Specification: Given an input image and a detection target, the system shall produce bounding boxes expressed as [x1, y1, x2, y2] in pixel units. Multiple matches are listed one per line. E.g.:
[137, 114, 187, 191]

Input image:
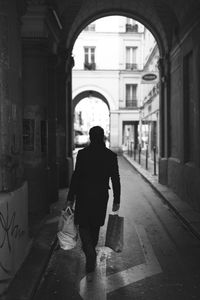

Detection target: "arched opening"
[73, 91, 110, 148]
[72, 15, 160, 174]
[73, 90, 110, 110]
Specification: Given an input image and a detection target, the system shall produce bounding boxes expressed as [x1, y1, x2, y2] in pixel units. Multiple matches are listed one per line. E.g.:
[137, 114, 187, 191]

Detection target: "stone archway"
[59, 0, 199, 204]
[72, 89, 111, 147]
[62, 1, 170, 157]
[62, 0, 179, 56]
[73, 90, 110, 111]
[70, 12, 163, 154]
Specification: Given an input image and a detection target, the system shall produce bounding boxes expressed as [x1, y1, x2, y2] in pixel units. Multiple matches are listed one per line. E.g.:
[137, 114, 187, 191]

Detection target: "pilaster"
[158, 54, 171, 185]
[21, 1, 61, 211]
[0, 0, 24, 192]
[56, 47, 74, 187]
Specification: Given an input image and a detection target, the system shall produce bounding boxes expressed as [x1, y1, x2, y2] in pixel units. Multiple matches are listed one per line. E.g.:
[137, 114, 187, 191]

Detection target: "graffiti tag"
[0, 202, 25, 252]
[0, 202, 25, 275]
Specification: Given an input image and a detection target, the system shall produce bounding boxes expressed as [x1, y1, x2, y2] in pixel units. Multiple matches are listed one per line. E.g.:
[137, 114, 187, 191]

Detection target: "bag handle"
[65, 206, 73, 215]
[112, 210, 119, 215]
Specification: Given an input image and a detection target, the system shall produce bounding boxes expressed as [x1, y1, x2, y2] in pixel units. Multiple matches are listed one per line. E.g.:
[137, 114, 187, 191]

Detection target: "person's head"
[89, 126, 105, 145]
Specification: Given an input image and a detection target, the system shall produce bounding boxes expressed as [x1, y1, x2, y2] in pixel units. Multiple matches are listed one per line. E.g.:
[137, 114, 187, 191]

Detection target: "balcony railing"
[84, 62, 96, 70]
[125, 99, 138, 108]
[126, 63, 138, 70]
[84, 24, 96, 31]
[126, 24, 138, 32]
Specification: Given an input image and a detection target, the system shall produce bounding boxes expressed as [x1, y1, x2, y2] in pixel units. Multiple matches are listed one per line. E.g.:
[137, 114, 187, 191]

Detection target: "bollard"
[153, 146, 157, 175]
[130, 142, 133, 157]
[138, 145, 141, 164]
[134, 146, 136, 161]
[146, 146, 148, 170]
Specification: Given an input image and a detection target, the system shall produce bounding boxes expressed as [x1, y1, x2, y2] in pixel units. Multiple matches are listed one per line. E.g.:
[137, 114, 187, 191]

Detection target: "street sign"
[142, 73, 157, 81]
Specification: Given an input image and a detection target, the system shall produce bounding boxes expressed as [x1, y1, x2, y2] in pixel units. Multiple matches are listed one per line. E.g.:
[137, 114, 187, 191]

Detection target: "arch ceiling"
[52, 0, 200, 55]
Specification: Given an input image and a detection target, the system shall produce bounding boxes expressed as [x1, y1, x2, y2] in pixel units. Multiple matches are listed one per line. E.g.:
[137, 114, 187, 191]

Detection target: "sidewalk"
[126, 148, 159, 176]
[5, 155, 200, 300]
[123, 152, 200, 240]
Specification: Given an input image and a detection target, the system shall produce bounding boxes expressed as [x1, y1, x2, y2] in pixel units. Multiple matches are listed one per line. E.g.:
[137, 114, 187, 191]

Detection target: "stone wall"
[0, 0, 24, 192]
[168, 21, 200, 211]
[0, 182, 30, 295]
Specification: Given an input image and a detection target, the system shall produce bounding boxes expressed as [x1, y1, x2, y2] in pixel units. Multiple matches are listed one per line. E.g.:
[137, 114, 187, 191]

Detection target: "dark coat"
[67, 143, 121, 226]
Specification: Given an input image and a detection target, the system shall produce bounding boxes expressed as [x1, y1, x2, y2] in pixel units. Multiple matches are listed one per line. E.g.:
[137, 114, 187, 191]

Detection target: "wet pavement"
[31, 157, 200, 300]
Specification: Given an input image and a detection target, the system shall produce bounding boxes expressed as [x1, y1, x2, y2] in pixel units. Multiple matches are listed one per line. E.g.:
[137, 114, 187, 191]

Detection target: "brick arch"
[63, 0, 174, 56]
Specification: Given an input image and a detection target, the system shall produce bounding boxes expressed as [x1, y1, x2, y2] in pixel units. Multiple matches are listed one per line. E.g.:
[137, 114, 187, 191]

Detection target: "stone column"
[0, 0, 24, 192]
[54, 46, 68, 188]
[22, 40, 49, 212]
[158, 55, 170, 184]
[63, 51, 74, 187]
[21, 0, 64, 212]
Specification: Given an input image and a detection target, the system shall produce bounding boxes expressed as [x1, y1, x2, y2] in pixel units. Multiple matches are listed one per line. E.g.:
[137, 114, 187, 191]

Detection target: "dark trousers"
[79, 222, 100, 271]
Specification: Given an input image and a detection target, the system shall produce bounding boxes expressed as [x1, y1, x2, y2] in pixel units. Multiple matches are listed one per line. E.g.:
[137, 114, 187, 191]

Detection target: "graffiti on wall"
[0, 202, 25, 275]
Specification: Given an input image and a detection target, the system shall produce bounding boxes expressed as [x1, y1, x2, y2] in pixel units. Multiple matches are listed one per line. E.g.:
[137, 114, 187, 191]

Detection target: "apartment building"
[72, 16, 151, 152]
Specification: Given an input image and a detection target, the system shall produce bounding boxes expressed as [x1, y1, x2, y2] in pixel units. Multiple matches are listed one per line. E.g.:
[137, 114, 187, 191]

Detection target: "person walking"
[66, 126, 121, 273]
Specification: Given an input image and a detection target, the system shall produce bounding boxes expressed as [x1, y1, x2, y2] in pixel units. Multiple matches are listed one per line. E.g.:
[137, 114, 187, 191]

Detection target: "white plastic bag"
[57, 207, 78, 250]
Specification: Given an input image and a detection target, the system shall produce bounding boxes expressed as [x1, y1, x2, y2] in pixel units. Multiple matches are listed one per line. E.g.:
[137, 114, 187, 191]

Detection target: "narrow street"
[34, 157, 200, 300]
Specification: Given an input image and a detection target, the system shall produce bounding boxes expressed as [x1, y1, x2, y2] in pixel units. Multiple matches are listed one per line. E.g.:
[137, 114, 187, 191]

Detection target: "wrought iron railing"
[126, 63, 138, 70]
[84, 62, 96, 70]
[125, 99, 138, 108]
[125, 24, 138, 32]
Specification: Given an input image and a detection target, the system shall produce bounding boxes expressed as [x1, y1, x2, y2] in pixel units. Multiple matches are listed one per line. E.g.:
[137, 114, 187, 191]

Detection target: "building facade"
[140, 28, 160, 158]
[72, 16, 149, 152]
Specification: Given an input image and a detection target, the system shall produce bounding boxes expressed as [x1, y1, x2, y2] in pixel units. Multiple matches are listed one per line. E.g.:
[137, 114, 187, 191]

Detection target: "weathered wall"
[22, 39, 53, 212]
[21, 3, 68, 212]
[0, 1, 30, 295]
[168, 21, 200, 210]
[0, 0, 24, 192]
[0, 182, 29, 295]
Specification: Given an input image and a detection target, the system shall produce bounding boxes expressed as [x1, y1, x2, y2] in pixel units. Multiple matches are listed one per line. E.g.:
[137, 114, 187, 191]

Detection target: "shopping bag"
[105, 213, 124, 252]
[57, 207, 78, 250]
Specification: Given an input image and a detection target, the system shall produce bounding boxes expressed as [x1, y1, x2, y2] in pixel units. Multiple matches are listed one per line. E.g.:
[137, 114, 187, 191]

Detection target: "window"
[183, 51, 195, 162]
[126, 84, 137, 108]
[126, 18, 138, 32]
[84, 47, 96, 70]
[23, 119, 35, 151]
[126, 47, 137, 70]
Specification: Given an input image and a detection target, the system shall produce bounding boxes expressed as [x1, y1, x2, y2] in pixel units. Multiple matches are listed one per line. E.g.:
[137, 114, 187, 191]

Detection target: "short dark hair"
[89, 126, 104, 143]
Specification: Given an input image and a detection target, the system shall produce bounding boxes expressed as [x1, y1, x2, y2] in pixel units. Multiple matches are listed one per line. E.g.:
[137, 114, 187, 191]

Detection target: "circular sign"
[142, 73, 157, 81]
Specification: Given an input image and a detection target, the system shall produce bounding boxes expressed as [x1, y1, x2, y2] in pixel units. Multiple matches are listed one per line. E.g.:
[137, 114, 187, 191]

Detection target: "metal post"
[153, 146, 157, 175]
[134, 145, 136, 161]
[139, 145, 141, 164]
[146, 146, 148, 170]
[128, 141, 130, 156]
[130, 141, 133, 157]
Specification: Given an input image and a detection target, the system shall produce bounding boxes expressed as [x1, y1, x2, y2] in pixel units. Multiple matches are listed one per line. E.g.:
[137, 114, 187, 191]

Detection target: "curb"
[123, 154, 200, 241]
